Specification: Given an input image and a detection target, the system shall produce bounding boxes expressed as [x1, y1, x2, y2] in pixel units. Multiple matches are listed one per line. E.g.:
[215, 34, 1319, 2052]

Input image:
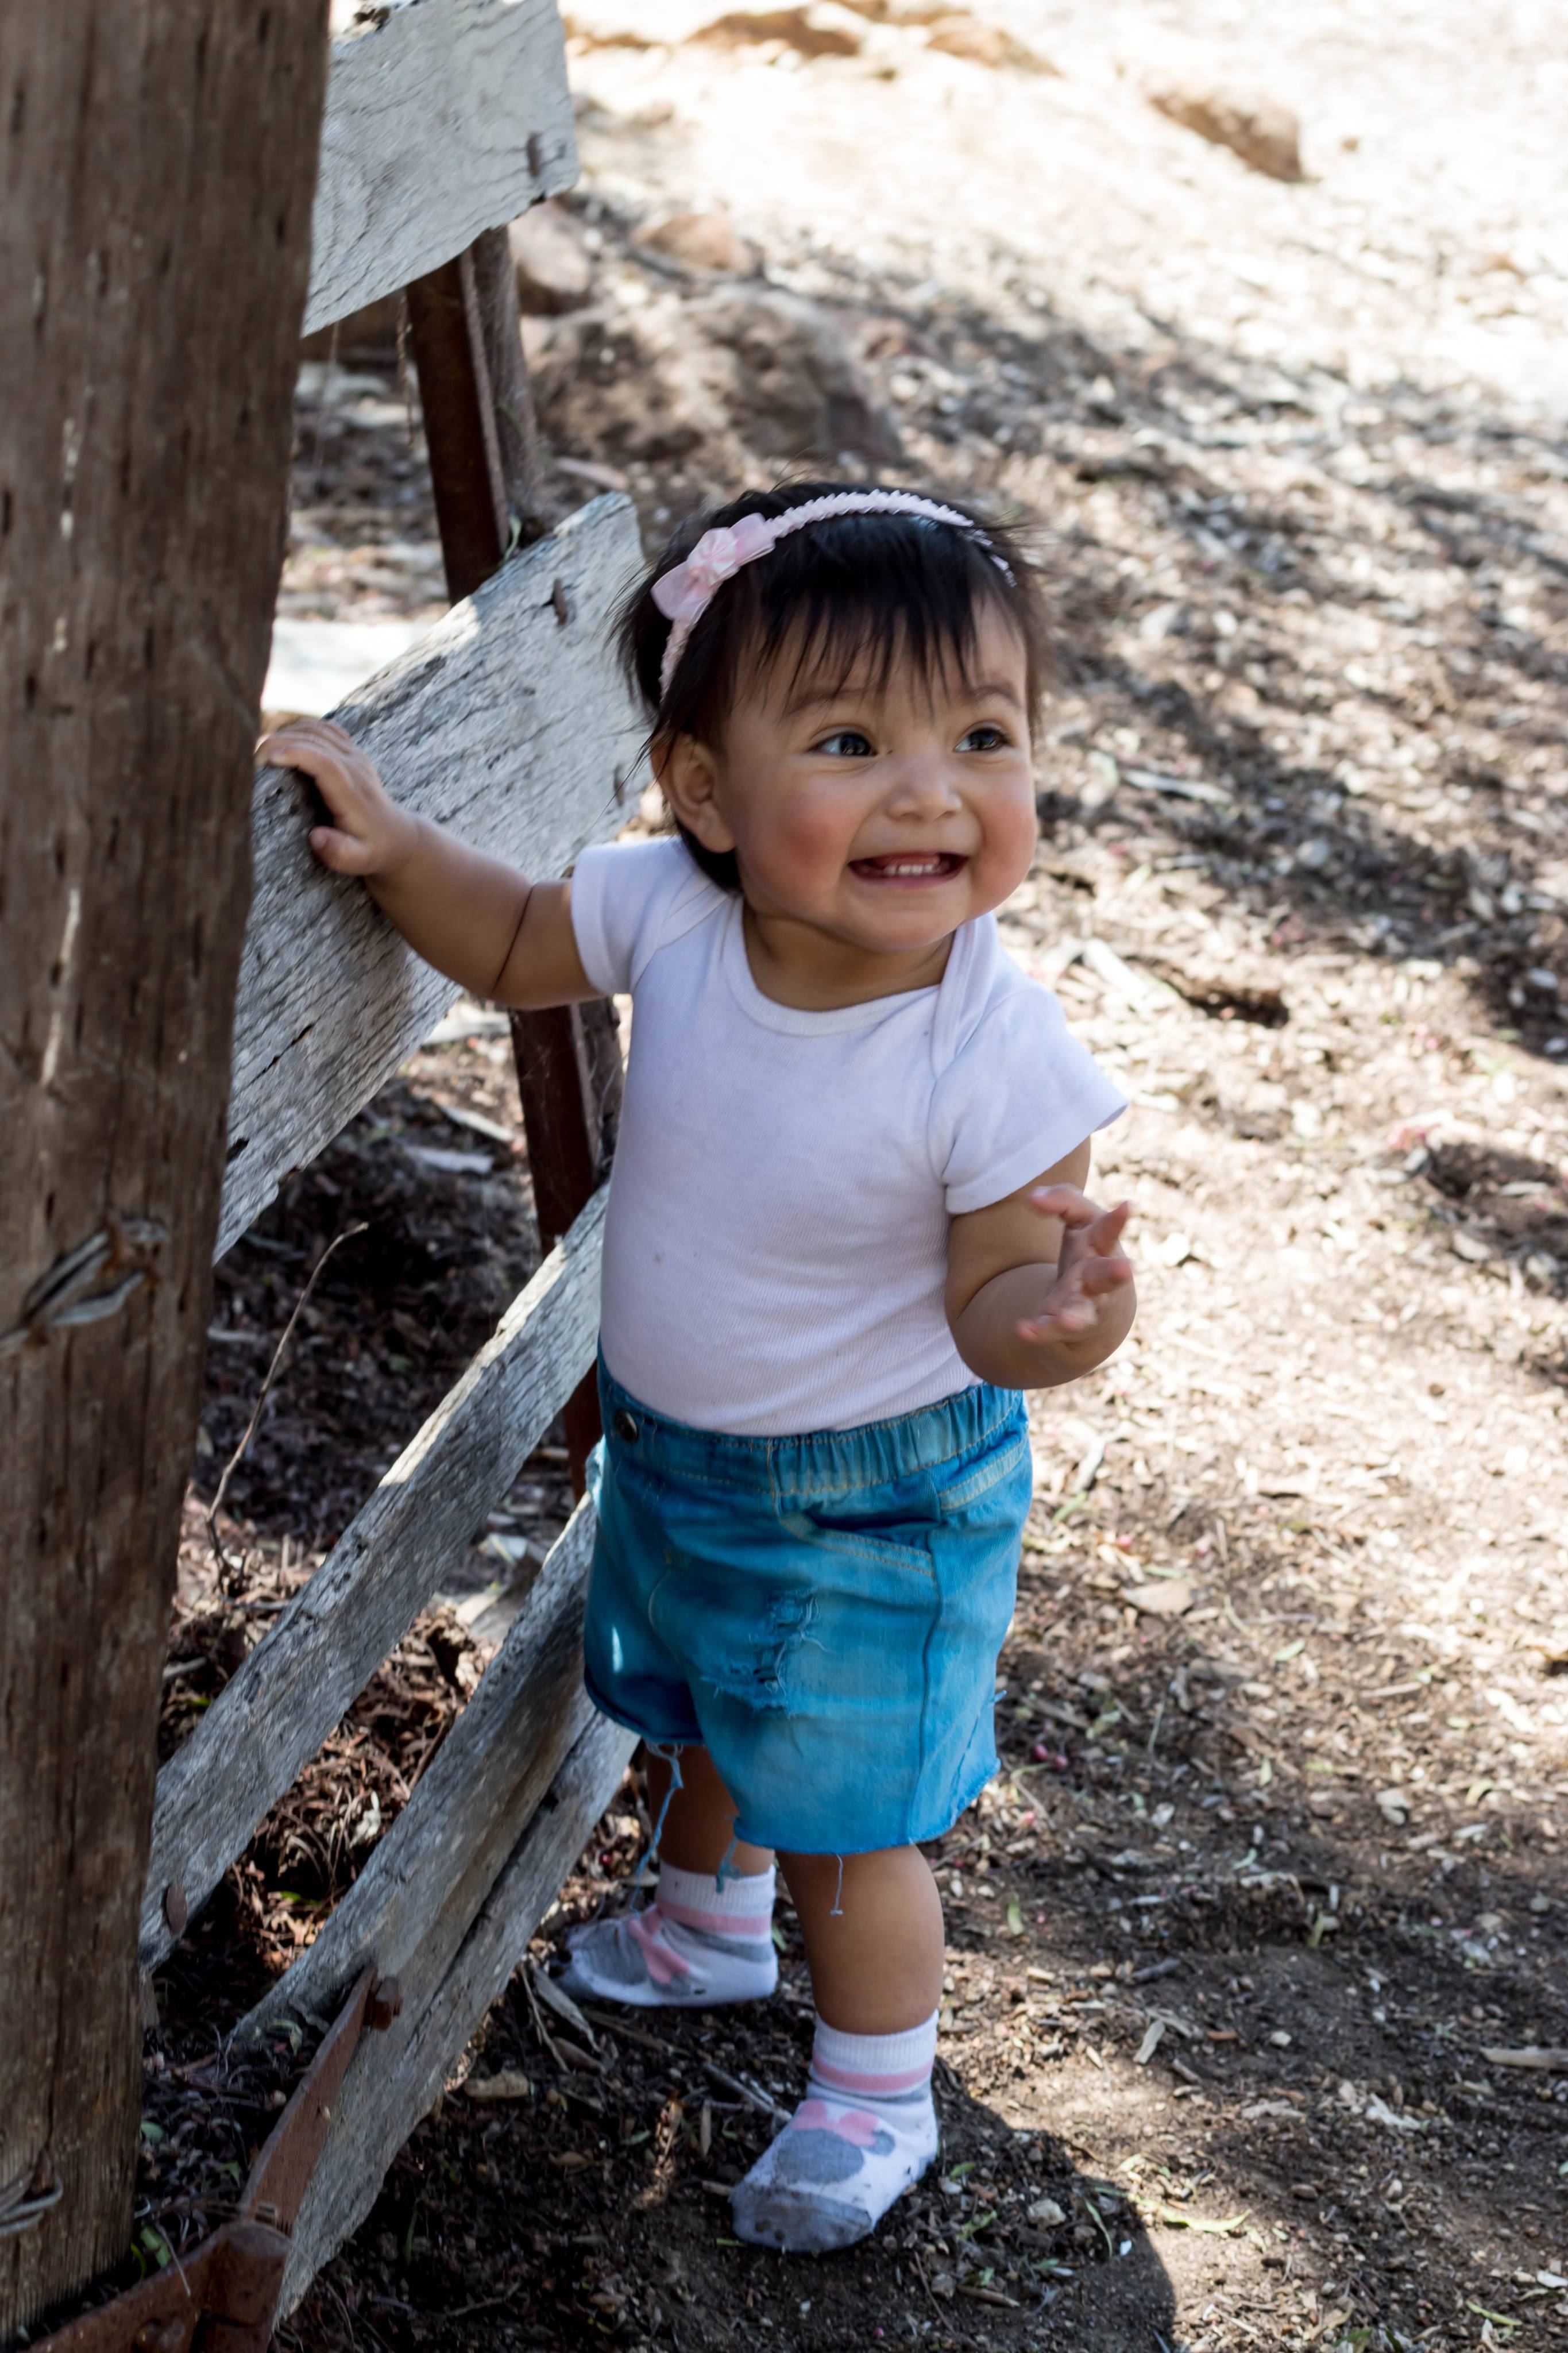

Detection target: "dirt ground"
[136, 5, 1568, 2350]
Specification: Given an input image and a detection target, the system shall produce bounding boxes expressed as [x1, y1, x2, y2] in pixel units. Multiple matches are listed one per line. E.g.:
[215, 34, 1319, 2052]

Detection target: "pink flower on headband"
[652, 516, 776, 627]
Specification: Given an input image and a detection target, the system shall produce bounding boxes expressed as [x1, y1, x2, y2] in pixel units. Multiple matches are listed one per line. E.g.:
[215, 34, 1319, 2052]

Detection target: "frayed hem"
[733, 1763, 999, 1864]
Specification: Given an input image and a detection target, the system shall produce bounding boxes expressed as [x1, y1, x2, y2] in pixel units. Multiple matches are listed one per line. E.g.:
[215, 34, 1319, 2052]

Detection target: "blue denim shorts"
[583, 1361, 1033, 1857]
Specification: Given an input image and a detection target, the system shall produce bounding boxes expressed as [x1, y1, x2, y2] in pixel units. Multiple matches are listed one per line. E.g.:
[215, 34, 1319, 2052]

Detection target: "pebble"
[1145, 76, 1304, 181]
[510, 203, 594, 314]
[634, 209, 756, 275]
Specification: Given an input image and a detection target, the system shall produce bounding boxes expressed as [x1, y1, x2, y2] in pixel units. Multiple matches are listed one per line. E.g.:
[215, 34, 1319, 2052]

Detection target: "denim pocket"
[782, 1509, 936, 1582]
[937, 1428, 1032, 1518]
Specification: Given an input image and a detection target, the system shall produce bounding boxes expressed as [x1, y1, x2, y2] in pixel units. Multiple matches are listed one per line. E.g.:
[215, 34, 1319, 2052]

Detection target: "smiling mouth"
[849, 852, 967, 882]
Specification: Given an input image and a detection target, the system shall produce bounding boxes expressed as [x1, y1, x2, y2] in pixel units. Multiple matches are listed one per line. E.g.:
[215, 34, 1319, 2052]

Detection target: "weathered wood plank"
[304, 0, 578, 337]
[279, 1708, 635, 2310]
[222, 494, 642, 1256]
[245, 1503, 597, 2037]
[140, 1189, 607, 1972]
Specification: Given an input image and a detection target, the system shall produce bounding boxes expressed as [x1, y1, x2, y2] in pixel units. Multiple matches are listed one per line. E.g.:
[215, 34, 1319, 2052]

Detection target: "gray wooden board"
[278, 1708, 636, 2312]
[222, 493, 643, 1259]
[243, 1501, 597, 2037]
[138, 1188, 607, 1972]
[304, 0, 578, 336]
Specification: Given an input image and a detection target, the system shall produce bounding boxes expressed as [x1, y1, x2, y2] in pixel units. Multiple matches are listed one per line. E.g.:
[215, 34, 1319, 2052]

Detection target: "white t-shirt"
[571, 838, 1126, 1437]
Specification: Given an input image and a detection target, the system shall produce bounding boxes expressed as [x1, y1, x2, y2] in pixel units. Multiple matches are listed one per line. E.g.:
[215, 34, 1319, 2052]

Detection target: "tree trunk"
[0, 4, 329, 2331]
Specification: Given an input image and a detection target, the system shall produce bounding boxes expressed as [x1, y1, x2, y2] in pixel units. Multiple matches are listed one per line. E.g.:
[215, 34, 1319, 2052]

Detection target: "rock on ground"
[924, 13, 1057, 73]
[531, 286, 902, 479]
[634, 208, 756, 275]
[843, 0, 951, 20]
[693, 3, 868, 55]
[509, 202, 595, 315]
[1145, 76, 1304, 180]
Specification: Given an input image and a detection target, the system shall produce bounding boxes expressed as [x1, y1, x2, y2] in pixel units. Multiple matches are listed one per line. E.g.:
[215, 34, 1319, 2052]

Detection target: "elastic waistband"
[596, 1356, 1025, 1502]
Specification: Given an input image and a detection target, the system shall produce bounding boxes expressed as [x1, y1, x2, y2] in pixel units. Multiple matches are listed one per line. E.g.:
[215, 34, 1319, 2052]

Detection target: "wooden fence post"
[0, 3, 330, 2331]
[405, 226, 622, 1491]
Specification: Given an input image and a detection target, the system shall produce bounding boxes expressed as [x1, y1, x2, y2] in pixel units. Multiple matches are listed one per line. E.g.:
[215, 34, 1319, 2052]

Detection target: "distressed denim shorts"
[583, 1361, 1033, 1857]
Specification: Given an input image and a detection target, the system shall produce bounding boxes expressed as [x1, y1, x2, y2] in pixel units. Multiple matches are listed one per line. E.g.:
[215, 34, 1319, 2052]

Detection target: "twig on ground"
[573, 2001, 791, 2120]
[207, 1221, 367, 1583]
[578, 2004, 671, 2058]
[911, 2250, 943, 2314]
[519, 1963, 567, 2073]
[703, 2061, 790, 2124]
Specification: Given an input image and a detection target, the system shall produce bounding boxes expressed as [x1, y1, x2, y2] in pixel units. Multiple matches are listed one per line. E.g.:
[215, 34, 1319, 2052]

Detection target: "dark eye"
[816, 728, 875, 757]
[959, 722, 1010, 752]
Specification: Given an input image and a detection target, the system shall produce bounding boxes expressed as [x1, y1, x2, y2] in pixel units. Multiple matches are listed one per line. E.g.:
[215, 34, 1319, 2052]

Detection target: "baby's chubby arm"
[944, 1140, 1135, 1390]
[259, 717, 596, 1010]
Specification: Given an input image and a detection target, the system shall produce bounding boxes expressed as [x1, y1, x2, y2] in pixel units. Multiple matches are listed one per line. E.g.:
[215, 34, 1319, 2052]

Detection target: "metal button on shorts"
[613, 1407, 640, 1442]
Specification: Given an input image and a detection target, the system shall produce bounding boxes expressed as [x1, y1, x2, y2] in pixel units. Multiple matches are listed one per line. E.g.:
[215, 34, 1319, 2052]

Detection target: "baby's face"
[685, 605, 1037, 960]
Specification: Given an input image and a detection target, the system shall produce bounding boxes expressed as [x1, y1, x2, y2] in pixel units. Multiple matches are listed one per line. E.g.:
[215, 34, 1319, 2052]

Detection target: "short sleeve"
[569, 837, 720, 996]
[932, 982, 1128, 1216]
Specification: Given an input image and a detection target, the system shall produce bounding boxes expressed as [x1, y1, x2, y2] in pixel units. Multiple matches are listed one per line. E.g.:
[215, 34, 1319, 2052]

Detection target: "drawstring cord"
[632, 1741, 686, 1891]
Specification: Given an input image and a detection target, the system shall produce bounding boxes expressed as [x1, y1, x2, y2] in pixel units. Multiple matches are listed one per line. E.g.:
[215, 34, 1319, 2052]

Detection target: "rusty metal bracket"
[29, 2222, 289, 2353]
[30, 1968, 394, 2352]
[241, 1963, 385, 2235]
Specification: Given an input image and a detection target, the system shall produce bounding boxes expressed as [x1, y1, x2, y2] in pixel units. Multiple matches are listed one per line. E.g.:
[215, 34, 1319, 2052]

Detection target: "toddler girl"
[263, 480, 1134, 2256]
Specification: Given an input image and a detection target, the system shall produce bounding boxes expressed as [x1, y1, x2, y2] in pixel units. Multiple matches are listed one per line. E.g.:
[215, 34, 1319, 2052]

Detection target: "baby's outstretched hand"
[258, 717, 419, 879]
[1015, 1187, 1133, 1348]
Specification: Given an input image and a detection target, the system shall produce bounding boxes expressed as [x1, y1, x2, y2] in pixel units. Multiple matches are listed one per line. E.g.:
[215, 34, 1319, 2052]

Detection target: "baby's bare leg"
[780, 1846, 944, 2032]
[732, 1845, 944, 2252]
[646, 1743, 774, 1877]
[559, 1745, 775, 2009]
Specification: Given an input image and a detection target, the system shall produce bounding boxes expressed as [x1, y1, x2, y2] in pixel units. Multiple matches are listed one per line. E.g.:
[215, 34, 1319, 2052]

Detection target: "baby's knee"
[779, 1845, 929, 1911]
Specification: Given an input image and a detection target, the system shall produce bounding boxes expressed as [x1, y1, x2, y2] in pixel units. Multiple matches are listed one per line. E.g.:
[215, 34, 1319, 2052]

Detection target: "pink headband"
[650, 489, 1016, 697]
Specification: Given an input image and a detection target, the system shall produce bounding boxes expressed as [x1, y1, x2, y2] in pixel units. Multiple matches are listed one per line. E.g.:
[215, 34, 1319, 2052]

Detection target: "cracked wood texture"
[279, 1708, 636, 2313]
[0, 3, 329, 2329]
[219, 493, 642, 1257]
[303, 0, 578, 337]
[140, 1189, 608, 1973]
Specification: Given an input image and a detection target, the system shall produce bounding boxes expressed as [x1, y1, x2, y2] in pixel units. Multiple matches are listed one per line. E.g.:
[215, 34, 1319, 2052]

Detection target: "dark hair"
[617, 479, 1051, 891]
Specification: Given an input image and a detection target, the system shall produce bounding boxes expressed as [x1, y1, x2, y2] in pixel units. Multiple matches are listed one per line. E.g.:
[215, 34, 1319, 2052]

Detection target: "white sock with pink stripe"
[732, 2009, 940, 2252]
[559, 1860, 778, 2009]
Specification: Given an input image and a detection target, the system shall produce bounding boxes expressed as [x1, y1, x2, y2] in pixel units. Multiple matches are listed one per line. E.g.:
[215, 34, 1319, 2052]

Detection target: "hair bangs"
[753, 520, 1013, 718]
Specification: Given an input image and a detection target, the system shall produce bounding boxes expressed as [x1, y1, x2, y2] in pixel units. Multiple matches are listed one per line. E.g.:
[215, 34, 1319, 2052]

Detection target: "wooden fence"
[142, 0, 640, 2316]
